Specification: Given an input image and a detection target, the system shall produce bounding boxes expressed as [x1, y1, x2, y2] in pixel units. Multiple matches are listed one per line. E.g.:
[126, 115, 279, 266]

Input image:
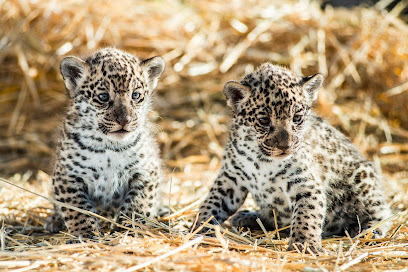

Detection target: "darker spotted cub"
[45, 48, 165, 238]
[197, 63, 391, 252]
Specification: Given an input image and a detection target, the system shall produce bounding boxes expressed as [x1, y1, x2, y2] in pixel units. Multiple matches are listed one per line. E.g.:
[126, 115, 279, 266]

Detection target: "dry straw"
[1, 0, 408, 271]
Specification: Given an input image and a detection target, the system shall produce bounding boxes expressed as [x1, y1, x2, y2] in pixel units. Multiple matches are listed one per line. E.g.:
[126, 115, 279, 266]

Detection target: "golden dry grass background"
[1, 0, 408, 271]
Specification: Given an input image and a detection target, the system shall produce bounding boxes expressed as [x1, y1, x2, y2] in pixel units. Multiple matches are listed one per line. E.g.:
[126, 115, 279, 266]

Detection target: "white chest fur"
[88, 150, 132, 196]
[59, 130, 147, 209]
[231, 133, 294, 210]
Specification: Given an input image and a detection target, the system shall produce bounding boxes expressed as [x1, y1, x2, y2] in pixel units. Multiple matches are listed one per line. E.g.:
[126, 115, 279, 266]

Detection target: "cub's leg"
[197, 169, 248, 230]
[50, 176, 100, 238]
[115, 172, 160, 225]
[349, 164, 392, 237]
[286, 176, 326, 253]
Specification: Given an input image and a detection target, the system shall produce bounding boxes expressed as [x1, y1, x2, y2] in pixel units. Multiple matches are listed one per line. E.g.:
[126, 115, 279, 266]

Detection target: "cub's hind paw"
[230, 210, 270, 230]
[44, 213, 66, 233]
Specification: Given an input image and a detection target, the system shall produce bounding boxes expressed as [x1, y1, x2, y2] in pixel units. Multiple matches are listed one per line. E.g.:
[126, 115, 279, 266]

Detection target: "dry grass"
[1, 0, 408, 271]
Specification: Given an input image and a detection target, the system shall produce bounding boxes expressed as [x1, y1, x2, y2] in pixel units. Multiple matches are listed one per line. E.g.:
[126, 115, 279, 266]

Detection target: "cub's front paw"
[68, 229, 101, 241]
[157, 206, 170, 218]
[66, 233, 100, 244]
[287, 240, 323, 254]
[190, 221, 216, 236]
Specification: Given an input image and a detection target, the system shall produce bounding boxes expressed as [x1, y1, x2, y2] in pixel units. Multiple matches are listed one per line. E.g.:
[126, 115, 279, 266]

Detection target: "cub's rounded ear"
[141, 56, 165, 90]
[223, 81, 251, 113]
[60, 56, 88, 98]
[301, 73, 324, 102]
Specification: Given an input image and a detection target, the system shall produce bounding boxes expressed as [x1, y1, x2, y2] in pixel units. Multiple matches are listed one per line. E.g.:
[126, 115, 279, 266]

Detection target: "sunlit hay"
[1, 0, 408, 271]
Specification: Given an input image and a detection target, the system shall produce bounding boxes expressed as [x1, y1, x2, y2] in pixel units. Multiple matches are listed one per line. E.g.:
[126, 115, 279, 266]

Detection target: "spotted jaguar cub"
[197, 63, 391, 252]
[44, 48, 165, 238]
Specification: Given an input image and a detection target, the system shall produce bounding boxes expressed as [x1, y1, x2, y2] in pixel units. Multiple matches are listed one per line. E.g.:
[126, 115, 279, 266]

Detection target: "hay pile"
[1, 0, 408, 271]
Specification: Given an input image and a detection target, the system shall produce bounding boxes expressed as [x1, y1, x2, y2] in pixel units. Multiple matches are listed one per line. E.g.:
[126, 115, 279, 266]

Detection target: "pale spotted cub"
[45, 48, 165, 238]
[197, 63, 391, 252]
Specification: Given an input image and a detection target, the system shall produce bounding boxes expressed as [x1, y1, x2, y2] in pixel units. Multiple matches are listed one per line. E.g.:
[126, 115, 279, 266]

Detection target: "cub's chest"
[73, 150, 137, 205]
[233, 147, 296, 190]
[236, 152, 284, 183]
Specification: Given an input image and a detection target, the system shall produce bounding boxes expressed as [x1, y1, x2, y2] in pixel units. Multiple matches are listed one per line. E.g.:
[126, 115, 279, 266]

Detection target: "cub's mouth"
[259, 145, 293, 159]
[108, 128, 131, 139]
[274, 152, 291, 158]
[113, 128, 129, 134]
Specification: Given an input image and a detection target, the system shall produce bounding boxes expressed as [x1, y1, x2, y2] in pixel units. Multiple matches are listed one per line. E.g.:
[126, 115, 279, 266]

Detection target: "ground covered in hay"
[1, 0, 408, 271]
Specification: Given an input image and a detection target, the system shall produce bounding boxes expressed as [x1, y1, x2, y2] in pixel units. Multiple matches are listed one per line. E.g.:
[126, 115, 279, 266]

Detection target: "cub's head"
[60, 48, 164, 140]
[224, 63, 323, 158]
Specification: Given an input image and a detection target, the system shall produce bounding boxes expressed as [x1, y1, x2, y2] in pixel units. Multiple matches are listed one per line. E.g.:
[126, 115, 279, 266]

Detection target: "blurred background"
[0, 0, 407, 210]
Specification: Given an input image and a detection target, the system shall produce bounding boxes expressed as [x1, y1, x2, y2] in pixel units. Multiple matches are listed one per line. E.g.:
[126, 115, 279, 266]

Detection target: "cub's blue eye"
[293, 115, 303, 123]
[98, 93, 109, 102]
[132, 92, 141, 100]
[258, 117, 270, 126]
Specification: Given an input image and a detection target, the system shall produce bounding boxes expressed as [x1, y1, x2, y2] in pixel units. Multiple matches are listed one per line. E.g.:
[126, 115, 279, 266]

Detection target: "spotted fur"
[44, 48, 165, 238]
[197, 63, 391, 252]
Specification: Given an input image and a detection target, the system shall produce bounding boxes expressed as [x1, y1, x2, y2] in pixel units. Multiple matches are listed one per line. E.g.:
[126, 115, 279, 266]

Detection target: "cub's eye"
[132, 92, 141, 101]
[258, 117, 270, 126]
[293, 115, 303, 124]
[98, 93, 109, 102]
